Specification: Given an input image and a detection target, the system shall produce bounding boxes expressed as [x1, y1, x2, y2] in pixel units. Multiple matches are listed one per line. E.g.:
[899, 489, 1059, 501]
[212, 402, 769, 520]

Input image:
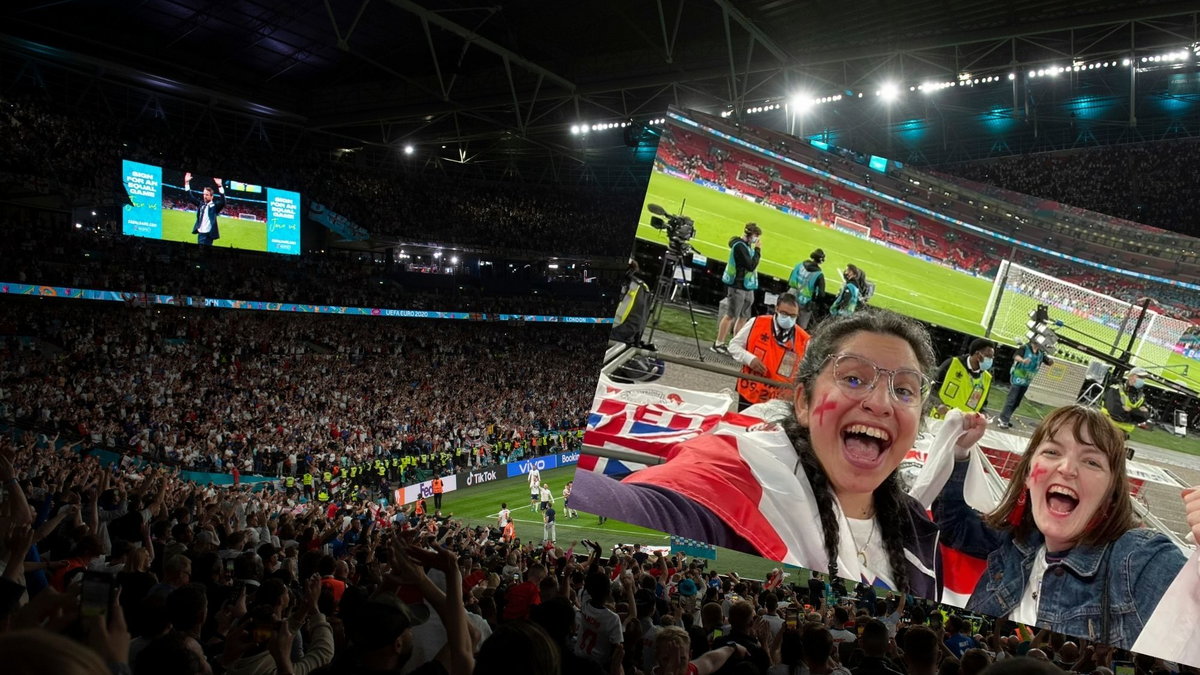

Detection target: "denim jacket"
[934, 460, 1186, 649]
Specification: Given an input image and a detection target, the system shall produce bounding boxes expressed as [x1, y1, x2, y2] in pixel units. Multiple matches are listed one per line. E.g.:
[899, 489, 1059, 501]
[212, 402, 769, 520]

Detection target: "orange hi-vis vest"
[736, 316, 810, 404]
[431, 478, 443, 494]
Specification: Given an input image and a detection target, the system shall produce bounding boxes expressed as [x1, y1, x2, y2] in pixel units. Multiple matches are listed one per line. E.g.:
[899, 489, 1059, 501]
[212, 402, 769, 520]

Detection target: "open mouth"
[841, 423, 893, 469]
[1045, 484, 1080, 516]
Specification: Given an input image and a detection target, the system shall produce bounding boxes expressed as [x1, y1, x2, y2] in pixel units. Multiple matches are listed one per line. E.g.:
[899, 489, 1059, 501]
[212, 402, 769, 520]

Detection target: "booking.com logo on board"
[505, 456, 558, 478]
[558, 452, 580, 465]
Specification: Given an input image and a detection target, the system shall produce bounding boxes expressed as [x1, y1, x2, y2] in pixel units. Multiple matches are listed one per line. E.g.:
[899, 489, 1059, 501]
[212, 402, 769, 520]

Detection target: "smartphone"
[224, 558, 236, 573]
[1112, 662, 1135, 675]
[81, 570, 115, 618]
[785, 609, 799, 630]
[251, 621, 276, 643]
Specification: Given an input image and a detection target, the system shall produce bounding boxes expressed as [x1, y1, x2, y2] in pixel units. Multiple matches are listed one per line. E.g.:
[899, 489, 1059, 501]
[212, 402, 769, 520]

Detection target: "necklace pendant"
[858, 551, 868, 566]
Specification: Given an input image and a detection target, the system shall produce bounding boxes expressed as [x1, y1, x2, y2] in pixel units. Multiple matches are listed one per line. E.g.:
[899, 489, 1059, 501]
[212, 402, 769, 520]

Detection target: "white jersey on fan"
[498, 507, 511, 527]
[575, 601, 623, 669]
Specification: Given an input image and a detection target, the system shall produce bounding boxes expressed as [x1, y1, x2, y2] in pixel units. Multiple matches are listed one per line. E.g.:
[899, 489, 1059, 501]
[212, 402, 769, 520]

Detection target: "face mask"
[1133, 378, 1145, 389]
[748, 235, 759, 245]
[980, 357, 993, 371]
[775, 314, 796, 331]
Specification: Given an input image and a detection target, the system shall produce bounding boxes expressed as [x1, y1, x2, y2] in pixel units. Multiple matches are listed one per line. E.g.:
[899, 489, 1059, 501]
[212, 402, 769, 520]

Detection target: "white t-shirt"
[640, 618, 661, 674]
[762, 613, 785, 640]
[880, 609, 902, 638]
[843, 514, 895, 591]
[576, 602, 623, 668]
[1010, 544, 1048, 626]
[829, 628, 857, 644]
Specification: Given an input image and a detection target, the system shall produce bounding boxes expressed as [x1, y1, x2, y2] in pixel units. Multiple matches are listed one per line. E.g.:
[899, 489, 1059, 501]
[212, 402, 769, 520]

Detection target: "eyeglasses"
[824, 354, 931, 407]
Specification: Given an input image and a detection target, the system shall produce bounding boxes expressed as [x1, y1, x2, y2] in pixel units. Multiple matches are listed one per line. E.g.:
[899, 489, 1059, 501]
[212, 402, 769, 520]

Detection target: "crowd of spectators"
[0, 298, 602, 480]
[0, 215, 614, 318]
[0, 93, 643, 257]
[1, 432, 1192, 675]
[940, 139, 1200, 239]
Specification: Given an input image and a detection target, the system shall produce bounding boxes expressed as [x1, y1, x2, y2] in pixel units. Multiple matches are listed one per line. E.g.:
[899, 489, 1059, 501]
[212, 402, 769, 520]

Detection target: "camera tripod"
[643, 247, 706, 361]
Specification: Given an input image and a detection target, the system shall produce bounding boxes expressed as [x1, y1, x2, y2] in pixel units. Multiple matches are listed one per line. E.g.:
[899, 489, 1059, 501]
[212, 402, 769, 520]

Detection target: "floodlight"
[879, 82, 900, 101]
[403, 144, 414, 155]
[790, 94, 814, 112]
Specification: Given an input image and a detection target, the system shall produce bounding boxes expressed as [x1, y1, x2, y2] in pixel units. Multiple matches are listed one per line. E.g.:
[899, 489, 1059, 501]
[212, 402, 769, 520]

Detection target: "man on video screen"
[184, 172, 225, 245]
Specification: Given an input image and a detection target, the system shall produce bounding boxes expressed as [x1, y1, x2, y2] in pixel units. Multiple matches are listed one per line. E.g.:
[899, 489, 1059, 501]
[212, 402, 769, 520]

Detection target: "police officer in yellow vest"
[284, 475, 295, 494]
[317, 488, 330, 502]
[302, 472, 314, 498]
[727, 293, 811, 410]
[1102, 367, 1152, 437]
[931, 338, 995, 419]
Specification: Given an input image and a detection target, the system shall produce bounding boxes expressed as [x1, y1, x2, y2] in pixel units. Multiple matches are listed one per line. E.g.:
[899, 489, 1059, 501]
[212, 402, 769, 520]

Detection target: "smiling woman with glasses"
[571, 308, 947, 599]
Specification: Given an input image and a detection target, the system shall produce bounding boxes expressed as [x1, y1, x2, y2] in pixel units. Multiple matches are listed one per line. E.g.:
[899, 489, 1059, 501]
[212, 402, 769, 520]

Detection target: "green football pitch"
[162, 208, 269, 252]
[437, 466, 800, 582]
[636, 172, 1200, 392]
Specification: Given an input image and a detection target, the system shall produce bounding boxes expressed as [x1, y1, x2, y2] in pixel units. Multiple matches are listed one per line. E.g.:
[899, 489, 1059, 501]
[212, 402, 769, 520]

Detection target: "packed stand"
[1, 441, 1191, 675]
[0, 93, 643, 258]
[940, 139, 1200, 239]
[0, 210, 614, 319]
[0, 298, 601, 484]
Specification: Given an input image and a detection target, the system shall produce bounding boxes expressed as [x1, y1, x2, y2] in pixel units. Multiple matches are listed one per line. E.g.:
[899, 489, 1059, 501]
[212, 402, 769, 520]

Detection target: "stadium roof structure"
[2, 0, 1200, 182]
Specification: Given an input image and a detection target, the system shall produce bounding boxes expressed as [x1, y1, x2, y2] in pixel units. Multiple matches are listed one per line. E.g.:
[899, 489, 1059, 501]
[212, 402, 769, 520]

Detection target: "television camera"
[647, 203, 695, 256]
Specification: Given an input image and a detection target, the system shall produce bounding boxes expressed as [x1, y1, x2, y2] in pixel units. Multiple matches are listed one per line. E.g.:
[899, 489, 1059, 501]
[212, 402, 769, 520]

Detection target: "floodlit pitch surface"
[436, 465, 791, 581]
[636, 171, 1200, 391]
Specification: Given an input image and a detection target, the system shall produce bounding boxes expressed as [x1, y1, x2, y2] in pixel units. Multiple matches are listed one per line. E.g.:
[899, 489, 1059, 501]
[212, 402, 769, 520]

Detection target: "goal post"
[833, 216, 870, 237]
[980, 261, 1190, 372]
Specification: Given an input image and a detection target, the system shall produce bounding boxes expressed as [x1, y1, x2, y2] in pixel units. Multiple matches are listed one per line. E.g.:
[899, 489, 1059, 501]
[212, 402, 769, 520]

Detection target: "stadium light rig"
[1026, 306, 1061, 353]
[572, 121, 635, 134]
[403, 144, 415, 155]
[877, 83, 900, 101]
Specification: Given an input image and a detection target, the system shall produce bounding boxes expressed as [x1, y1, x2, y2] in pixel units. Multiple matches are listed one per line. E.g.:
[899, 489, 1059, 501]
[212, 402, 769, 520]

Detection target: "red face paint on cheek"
[813, 393, 838, 427]
[1028, 463, 1049, 484]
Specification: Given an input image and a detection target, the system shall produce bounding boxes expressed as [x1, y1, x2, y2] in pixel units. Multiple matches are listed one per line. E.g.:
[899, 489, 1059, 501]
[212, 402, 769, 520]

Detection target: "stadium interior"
[2, 1, 1200, 674]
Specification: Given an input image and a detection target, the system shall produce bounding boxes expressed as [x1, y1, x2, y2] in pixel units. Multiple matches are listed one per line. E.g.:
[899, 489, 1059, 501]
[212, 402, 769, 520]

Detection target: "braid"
[872, 475, 913, 595]
[800, 450, 843, 580]
[785, 417, 842, 579]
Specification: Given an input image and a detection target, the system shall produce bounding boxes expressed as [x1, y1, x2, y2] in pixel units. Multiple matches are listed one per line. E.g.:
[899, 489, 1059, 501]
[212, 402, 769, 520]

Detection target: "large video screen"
[121, 160, 301, 255]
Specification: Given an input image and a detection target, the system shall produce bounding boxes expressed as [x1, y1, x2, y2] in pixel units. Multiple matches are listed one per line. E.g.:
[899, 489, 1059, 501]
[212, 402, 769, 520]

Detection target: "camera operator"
[712, 223, 762, 355]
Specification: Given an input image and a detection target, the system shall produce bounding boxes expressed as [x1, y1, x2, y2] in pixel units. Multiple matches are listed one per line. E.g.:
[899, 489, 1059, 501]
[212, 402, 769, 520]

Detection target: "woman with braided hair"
[571, 308, 943, 598]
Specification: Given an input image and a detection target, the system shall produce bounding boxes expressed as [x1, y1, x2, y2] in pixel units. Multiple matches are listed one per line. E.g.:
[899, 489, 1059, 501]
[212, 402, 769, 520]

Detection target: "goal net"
[982, 261, 1191, 369]
[833, 216, 870, 238]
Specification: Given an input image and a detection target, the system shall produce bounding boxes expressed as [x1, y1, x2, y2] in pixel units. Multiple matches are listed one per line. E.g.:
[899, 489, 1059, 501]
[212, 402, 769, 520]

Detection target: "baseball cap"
[1129, 368, 1149, 378]
[346, 594, 430, 650]
[677, 578, 698, 596]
